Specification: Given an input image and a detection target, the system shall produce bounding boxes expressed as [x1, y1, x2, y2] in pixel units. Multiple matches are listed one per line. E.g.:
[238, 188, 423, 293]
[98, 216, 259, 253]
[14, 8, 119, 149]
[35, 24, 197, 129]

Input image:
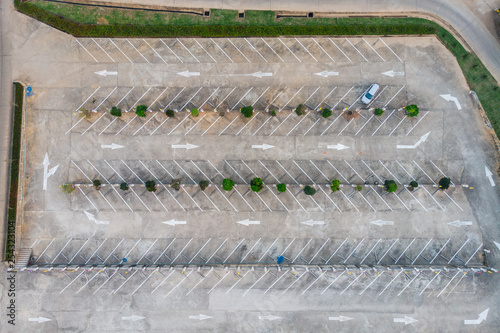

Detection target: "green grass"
[4, 83, 24, 261]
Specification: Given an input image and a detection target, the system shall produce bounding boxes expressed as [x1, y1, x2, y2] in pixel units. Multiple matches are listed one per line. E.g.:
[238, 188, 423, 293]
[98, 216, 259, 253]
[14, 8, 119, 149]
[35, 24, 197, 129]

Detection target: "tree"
[295, 104, 307, 116]
[145, 180, 156, 192]
[406, 104, 419, 117]
[409, 181, 418, 191]
[110, 106, 122, 117]
[120, 182, 129, 191]
[439, 177, 451, 190]
[60, 182, 75, 194]
[136, 105, 148, 117]
[374, 108, 384, 116]
[270, 110, 277, 117]
[304, 185, 316, 196]
[250, 177, 264, 192]
[356, 185, 363, 191]
[277, 183, 287, 192]
[330, 179, 340, 192]
[93, 179, 101, 190]
[241, 106, 253, 118]
[199, 180, 209, 191]
[321, 108, 332, 118]
[166, 109, 175, 118]
[190, 108, 199, 117]
[384, 180, 398, 193]
[222, 178, 234, 191]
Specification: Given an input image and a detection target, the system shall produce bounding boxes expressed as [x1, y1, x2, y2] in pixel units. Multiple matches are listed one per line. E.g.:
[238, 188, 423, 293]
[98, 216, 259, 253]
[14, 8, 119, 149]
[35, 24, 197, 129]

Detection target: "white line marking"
[227, 38, 251, 62]
[261, 38, 284, 62]
[245, 38, 267, 62]
[126, 39, 149, 63]
[329, 38, 351, 62]
[194, 39, 217, 63]
[210, 38, 233, 62]
[362, 37, 385, 61]
[312, 38, 335, 62]
[92, 38, 114, 62]
[76, 39, 99, 62]
[278, 38, 301, 62]
[295, 38, 317, 62]
[160, 39, 183, 63]
[143, 39, 166, 64]
[345, 38, 368, 62]
[379, 38, 402, 62]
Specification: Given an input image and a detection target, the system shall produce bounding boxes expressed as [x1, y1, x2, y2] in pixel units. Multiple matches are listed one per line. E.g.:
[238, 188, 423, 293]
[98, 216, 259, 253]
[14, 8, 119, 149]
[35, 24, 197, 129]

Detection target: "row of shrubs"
[61, 177, 452, 196]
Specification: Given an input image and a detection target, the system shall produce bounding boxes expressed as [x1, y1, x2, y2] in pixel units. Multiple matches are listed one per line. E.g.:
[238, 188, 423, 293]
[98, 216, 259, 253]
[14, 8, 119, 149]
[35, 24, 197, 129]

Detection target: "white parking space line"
[379, 38, 403, 62]
[115, 115, 137, 135]
[320, 112, 343, 136]
[304, 86, 321, 105]
[383, 86, 405, 108]
[345, 38, 368, 62]
[108, 39, 133, 63]
[236, 112, 259, 135]
[430, 160, 455, 186]
[388, 116, 407, 136]
[227, 38, 251, 62]
[269, 113, 293, 136]
[266, 185, 289, 212]
[282, 270, 307, 294]
[315, 87, 337, 110]
[321, 271, 345, 295]
[126, 39, 149, 63]
[128, 87, 153, 112]
[133, 113, 157, 135]
[185, 114, 207, 135]
[406, 111, 429, 136]
[232, 87, 254, 110]
[252, 117, 272, 136]
[362, 38, 385, 61]
[443, 191, 464, 211]
[210, 38, 234, 63]
[181, 87, 203, 111]
[176, 38, 199, 62]
[143, 39, 167, 64]
[92, 38, 115, 62]
[333, 86, 355, 109]
[295, 38, 318, 62]
[163, 87, 186, 110]
[338, 119, 354, 136]
[149, 117, 169, 136]
[312, 38, 335, 62]
[245, 38, 268, 62]
[194, 39, 217, 63]
[302, 271, 326, 295]
[160, 39, 183, 63]
[71, 160, 115, 212]
[265, 91, 283, 111]
[281, 86, 304, 111]
[372, 109, 396, 136]
[436, 270, 461, 298]
[329, 38, 351, 62]
[201, 116, 221, 135]
[77, 187, 99, 211]
[303, 118, 321, 136]
[377, 269, 403, 297]
[200, 88, 220, 110]
[164, 270, 194, 298]
[252, 87, 270, 106]
[412, 161, 436, 185]
[93, 87, 117, 111]
[286, 112, 309, 136]
[215, 87, 236, 110]
[355, 115, 374, 136]
[75, 86, 101, 112]
[149, 87, 169, 110]
[340, 270, 365, 294]
[397, 271, 420, 296]
[261, 38, 284, 62]
[278, 37, 302, 62]
[76, 39, 99, 62]
[359, 271, 384, 295]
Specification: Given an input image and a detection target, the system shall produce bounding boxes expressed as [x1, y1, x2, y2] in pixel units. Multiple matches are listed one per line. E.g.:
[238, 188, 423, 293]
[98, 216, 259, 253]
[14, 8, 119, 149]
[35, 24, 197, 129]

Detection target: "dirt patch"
[96, 17, 109, 25]
[342, 110, 361, 121]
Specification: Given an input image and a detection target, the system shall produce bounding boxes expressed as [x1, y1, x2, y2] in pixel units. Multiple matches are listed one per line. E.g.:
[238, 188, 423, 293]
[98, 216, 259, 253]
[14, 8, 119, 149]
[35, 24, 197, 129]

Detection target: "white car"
[361, 83, 380, 104]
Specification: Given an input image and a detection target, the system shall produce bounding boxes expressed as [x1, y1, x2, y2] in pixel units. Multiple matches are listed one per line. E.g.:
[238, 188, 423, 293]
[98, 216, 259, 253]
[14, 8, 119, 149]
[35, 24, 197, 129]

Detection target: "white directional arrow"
[84, 210, 109, 225]
[440, 94, 462, 110]
[237, 219, 260, 226]
[485, 166, 496, 186]
[122, 315, 146, 321]
[259, 315, 282, 321]
[177, 71, 200, 77]
[370, 220, 394, 226]
[314, 70, 339, 77]
[43, 153, 59, 191]
[252, 144, 274, 150]
[101, 143, 124, 150]
[189, 314, 213, 321]
[382, 70, 405, 77]
[447, 220, 473, 228]
[162, 219, 187, 226]
[464, 308, 489, 325]
[171, 143, 199, 150]
[94, 70, 118, 77]
[394, 316, 418, 325]
[397, 131, 431, 149]
[494, 241, 500, 251]
[329, 316, 353, 322]
[29, 317, 52, 323]
[325, 144, 350, 151]
[301, 220, 325, 226]
[224, 71, 273, 78]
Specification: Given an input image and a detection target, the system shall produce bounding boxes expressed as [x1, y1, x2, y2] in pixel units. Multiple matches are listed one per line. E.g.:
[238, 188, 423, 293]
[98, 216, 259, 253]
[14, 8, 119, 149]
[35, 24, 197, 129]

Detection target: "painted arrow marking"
[189, 314, 213, 321]
[329, 316, 353, 322]
[223, 71, 273, 78]
[101, 143, 124, 150]
[171, 143, 199, 150]
[314, 71, 339, 77]
[162, 219, 187, 226]
[43, 153, 59, 191]
[301, 220, 325, 226]
[464, 308, 489, 325]
[440, 94, 462, 110]
[237, 219, 260, 226]
[382, 70, 405, 77]
[177, 71, 200, 77]
[447, 220, 473, 228]
[94, 70, 117, 77]
[393, 316, 418, 325]
[84, 210, 109, 225]
[397, 131, 431, 149]
[370, 220, 394, 226]
[485, 166, 496, 186]
[252, 144, 274, 150]
[325, 144, 350, 151]
[29, 317, 52, 323]
[122, 315, 146, 321]
[259, 315, 282, 321]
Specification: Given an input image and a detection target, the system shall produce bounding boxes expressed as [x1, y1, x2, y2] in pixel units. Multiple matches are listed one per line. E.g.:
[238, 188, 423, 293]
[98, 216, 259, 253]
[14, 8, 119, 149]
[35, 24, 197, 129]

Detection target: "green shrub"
[110, 106, 122, 117]
[277, 183, 287, 192]
[321, 108, 332, 118]
[295, 104, 307, 116]
[439, 177, 451, 190]
[93, 179, 101, 189]
[171, 178, 182, 191]
[303, 185, 316, 195]
[79, 107, 90, 119]
[190, 108, 199, 117]
[384, 180, 398, 193]
[356, 185, 363, 191]
[241, 106, 254, 118]
[250, 177, 264, 192]
[120, 182, 129, 191]
[222, 178, 234, 191]
[270, 110, 277, 117]
[199, 180, 209, 191]
[409, 180, 418, 190]
[166, 109, 175, 117]
[60, 182, 75, 194]
[374, 108, 384, 116]
[136, 104, 147, 117]
[330, 179, 340, 192]
[405, 104, 419, 117]
[145, 180, 156, 192]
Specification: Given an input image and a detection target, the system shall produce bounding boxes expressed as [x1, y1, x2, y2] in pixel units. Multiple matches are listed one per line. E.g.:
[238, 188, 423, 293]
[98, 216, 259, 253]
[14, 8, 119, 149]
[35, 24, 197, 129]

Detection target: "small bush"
[356, 185, 363, 191]
[330, 179, 340, 192]
[136, 105, 148, 117]
[295, 104, 307, 116]
[60, 182, 75, 194]
[277, 183, 287, 192]
[321, 108, 332, 118]
[270, 110, 277, 117]
[409, 181, 418, 190]
[145, 180, 156, 192]
[190, 108, 199, 117]
[171, 178, 182, 191]
[120, 182, 129, 191]
[166, 109, 175, 118]
[222, 178, 234, 191]
[384, 180, 398, 193]
[110, 106, 122, 117]
[303, 185, 316, 196]
[241, 106, 254, 118]
[406, 104, 419, 117]
[93, 179, 101, 190]
[439, 177, 451, 190]
[199, 180, 209, 191]
[374, 108, 384, 116]
[250, 177, 264, 192]
[79, 107, 90, 119]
